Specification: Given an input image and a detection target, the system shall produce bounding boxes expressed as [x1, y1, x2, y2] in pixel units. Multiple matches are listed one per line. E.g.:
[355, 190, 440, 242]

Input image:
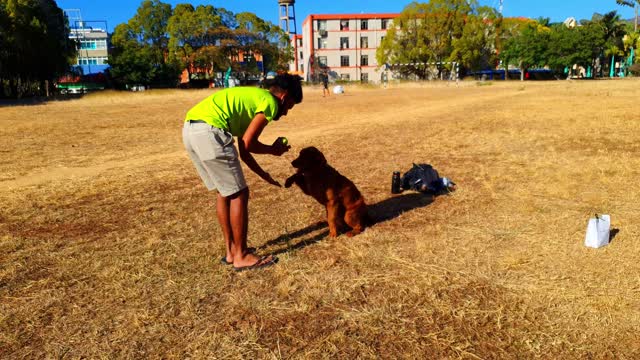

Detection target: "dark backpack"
[402, 163, 444, 193]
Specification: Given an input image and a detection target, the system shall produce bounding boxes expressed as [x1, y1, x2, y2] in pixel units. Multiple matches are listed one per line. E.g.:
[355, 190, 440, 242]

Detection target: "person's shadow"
[259, 192, 443, 256]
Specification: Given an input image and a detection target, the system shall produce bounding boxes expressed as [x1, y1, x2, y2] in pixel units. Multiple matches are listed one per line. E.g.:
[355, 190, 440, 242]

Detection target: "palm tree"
[605, 44, 624, 77]
[616, 0, 639, 31]
[623, 31, 640, 50]
[622, 32, 639, 73]
[600, 11, 627, 42]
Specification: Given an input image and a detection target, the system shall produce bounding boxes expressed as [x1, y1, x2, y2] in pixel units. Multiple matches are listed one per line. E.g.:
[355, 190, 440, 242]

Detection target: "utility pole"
[633, 0, 638, 32]
[499, 0, 507, 81]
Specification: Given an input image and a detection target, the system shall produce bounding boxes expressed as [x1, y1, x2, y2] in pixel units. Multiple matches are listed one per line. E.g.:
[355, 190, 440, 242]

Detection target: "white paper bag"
[584, 214, 610, 248]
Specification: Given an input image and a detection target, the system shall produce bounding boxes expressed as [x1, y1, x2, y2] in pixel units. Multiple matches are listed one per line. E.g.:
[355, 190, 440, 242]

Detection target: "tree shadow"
[261, 191, 445, 256]
[0, 94, 84, 107]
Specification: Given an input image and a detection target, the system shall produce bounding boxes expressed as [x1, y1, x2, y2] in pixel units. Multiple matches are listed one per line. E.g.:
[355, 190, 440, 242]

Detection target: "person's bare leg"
[228, 187, 273, 268]
[216, 193, 234, 263]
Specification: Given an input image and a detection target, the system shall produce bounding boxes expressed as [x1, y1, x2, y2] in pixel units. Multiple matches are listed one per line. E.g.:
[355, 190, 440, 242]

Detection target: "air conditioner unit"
[318, 30, 328, 37]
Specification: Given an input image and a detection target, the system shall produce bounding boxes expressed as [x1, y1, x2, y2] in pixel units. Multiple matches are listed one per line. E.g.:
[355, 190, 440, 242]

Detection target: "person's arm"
[241, 113, 281, 155]
[238, 143, 281, 186]
[238, 113, 289, 186]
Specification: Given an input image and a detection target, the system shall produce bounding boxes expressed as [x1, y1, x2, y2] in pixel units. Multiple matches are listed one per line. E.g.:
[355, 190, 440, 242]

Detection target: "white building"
[64, 10, 109, 74]
[291, 13, 398, 84]
[69, 26, 109, 70]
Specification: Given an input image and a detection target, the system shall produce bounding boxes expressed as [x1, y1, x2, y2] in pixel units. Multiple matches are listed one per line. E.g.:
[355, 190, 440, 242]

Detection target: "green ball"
[281, 137, 288, 146]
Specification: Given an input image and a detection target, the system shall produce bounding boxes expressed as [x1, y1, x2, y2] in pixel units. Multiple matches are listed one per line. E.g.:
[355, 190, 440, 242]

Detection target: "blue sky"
[56, 0, 637, 33]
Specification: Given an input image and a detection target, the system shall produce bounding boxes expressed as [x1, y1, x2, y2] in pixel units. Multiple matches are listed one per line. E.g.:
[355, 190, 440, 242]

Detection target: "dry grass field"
[1, 79, 640, 358]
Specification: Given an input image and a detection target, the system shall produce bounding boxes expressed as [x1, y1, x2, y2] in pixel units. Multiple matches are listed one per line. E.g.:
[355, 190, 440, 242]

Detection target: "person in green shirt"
[183, 73, 303, 271]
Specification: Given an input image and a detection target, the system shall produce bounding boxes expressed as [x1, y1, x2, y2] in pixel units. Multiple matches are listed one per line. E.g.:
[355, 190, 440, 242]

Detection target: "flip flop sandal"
[233, 256, 278, 272]
[219, 247, 257, 266]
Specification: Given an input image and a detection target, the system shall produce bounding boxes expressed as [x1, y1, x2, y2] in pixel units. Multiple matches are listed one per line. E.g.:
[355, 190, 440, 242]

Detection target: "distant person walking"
[320, 69, 330, 97]
[183, 74, 303, 271]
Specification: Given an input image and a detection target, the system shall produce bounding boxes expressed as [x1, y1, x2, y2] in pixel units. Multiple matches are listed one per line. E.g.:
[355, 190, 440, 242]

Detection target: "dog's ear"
[307, 147, 327, 166]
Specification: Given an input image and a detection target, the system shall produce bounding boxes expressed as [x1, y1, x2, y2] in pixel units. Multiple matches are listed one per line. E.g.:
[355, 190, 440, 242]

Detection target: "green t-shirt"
[185, 87, 279, 137]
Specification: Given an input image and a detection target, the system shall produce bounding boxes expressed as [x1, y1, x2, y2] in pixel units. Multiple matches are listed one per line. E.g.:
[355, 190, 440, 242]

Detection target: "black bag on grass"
[393, 163, 455, 194]
[402, 163, 441, 192]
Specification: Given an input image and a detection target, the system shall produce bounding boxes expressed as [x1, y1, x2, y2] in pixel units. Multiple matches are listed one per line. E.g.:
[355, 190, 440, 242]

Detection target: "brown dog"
[285, 147, 370, 237]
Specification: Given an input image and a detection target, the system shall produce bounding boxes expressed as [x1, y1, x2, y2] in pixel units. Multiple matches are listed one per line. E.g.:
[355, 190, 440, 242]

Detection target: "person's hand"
[271, 137, 291, 156]
[264, 174, 282, 187]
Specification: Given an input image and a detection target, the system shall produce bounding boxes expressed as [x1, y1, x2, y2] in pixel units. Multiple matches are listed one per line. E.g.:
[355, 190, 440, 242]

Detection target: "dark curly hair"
[264, 73, 303, 104]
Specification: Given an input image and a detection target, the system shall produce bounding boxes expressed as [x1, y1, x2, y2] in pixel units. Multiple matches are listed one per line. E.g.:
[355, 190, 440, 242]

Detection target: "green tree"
[605, 43, 624, 76]
[499, 23, 550, 80]
[495, 17, 537, 79]
[377, 0, 475, 79]
[546, 23, 606, 77]
[0, 3, 9, 83]
[0, 0, 76, 98]
[166, 5, 291, 86]
[112, 2, 292, 88]
[623, 31, 639, 53]
[129, 0, 171, 49]
[167, 4, 222, 82]
[109, 23, 157, 86]
[451, 6, 501, 72]
[592, 11, 627, 76]
[596, 11, 627, 45]
[234, 12, 293, 74]
[110, 0, 180, 87]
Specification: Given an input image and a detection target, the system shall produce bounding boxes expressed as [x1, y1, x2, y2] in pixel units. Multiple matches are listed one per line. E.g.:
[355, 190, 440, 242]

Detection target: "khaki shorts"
[183, 121, 247, 197]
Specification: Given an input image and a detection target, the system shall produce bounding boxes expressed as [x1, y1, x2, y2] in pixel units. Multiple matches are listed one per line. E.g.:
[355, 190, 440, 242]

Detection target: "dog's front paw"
[345, 229, 362, 237]
[284, 175, 295, 188]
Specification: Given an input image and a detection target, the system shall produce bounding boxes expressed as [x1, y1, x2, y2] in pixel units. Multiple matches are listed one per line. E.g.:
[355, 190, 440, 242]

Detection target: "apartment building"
[64, 10, 109, 74]
[292, 13, 398, 83]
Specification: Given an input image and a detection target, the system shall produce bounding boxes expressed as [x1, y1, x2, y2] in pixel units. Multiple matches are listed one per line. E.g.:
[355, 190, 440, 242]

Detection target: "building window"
[361, 55, 368, 66]
[297, 38, 303, 47]
[340, 20, 349, 31]
[318, 20, 327, 30]
[361, 20, 368, 30]
[381, 19, 389, 30]
[77, 56, 108, 65]
[340, 73, 350, 81]
[318, 56, 327, 67]
[340, 55, 349, 67]
[340, 37, 349, 49]
[360, 36, 368, 48]
[300, 64, 304, 72]
[318, 38, 328, 49]
[79, 39, 107, 50]
[361, 73, 369, 83]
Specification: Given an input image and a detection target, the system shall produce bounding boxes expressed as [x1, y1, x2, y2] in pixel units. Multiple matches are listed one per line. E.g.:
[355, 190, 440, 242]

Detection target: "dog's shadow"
[259, 192, 443, 256]
[367, 192, 437, 224]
